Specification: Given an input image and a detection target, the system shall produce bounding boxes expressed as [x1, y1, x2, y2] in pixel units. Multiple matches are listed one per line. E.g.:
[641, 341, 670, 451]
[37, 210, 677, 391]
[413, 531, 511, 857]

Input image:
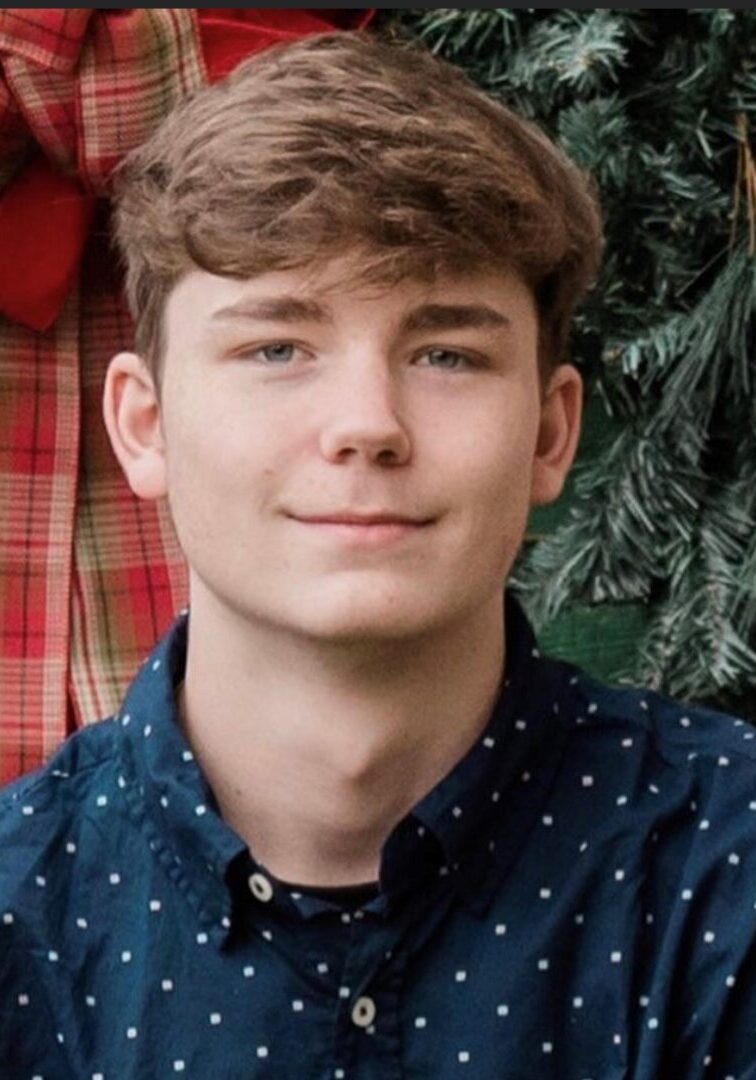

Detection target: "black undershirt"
[273, 877, 380, 910]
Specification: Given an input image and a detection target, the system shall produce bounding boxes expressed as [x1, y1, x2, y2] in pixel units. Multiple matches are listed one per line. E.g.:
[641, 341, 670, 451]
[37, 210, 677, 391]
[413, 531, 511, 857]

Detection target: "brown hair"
[112, 29, 604, 395]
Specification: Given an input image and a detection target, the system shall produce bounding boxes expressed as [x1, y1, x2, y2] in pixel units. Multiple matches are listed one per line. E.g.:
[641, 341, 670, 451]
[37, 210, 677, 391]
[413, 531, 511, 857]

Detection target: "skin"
[102, 249, 582, 887]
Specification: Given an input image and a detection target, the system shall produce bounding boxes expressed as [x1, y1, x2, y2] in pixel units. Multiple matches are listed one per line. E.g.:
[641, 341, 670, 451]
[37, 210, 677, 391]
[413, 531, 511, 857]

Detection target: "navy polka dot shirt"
[2, 592, 756, 1079]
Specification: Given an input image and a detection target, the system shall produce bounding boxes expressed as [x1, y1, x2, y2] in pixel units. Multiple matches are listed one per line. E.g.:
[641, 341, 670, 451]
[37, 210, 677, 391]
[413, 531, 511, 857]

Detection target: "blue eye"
[423, 348, 472, 370]
[256, 343, 297, 364]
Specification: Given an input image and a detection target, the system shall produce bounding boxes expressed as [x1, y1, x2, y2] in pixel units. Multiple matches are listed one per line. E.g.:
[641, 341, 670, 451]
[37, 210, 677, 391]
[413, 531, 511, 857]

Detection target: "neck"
[176, 587, 506, 887]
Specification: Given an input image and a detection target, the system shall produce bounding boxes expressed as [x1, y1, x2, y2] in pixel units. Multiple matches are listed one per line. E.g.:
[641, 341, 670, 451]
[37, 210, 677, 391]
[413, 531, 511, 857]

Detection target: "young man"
[2, 29, 755, 1080]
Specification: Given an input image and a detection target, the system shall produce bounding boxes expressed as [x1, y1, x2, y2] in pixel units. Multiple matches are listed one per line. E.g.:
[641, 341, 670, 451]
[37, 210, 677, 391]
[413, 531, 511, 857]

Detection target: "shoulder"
[561, 664, 756, 777]
[0, 717, 120, 907]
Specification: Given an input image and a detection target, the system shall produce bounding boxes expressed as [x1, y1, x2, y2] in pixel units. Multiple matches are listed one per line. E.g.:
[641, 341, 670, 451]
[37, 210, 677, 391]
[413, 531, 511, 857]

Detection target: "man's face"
[140, 252, 572, 644]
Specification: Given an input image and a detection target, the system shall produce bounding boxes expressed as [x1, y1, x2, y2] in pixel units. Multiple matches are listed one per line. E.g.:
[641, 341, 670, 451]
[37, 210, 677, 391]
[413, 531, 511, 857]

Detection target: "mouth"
[288, 514, 434, 547]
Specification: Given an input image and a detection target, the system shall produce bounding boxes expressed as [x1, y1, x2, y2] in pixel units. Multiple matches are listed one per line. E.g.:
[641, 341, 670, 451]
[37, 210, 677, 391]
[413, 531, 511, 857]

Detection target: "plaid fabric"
[0, 8, 373, 783]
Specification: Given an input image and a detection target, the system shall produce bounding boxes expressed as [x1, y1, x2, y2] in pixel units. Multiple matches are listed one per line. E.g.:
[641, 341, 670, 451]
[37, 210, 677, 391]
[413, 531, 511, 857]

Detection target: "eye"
[251, 342, 299, 364]
[418, 348, 476, 371]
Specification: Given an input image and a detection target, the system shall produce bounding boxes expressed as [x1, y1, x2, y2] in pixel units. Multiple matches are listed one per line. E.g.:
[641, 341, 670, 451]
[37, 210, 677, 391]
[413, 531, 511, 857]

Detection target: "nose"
[318, 361, 412, 467]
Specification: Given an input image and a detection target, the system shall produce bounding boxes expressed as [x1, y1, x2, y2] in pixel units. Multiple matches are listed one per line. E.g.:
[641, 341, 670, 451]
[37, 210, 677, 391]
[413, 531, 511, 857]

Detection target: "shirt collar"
[113, 590, 570, 936]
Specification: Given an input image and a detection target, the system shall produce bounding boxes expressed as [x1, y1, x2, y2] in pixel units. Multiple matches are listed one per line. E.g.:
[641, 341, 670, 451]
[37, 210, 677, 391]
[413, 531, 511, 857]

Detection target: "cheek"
[163, 392, 278, 530]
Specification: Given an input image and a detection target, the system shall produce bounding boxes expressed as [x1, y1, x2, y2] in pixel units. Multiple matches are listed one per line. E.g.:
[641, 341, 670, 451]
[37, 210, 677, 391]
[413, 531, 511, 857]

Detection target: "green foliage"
[378, 9, 756, 717]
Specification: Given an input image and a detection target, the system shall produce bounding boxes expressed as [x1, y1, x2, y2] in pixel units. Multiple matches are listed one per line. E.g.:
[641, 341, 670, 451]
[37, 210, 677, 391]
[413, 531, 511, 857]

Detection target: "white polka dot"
[542, 814, 554, 826]
[455, 970, 467, 982]
[2, 912, 14, 925]
[76, 918, 88, 929]
[210, 1012, 222, 1025]
[415, 1016, 427, 1028]
[621, 737, 634, 747]
[121, 951, 132, 963]
[611, 951, 622, 963]
[615, 869, 625, 882]
[681, 889, 693, 901]
[648, 784, 660, 795]
[699, 819, 710, 831]
[497, 1004, 509, 1017]
[679, 716, 691, 727]
[639, 995, 649, 1007]
[316, 962, 328, 975]
[339, 986, 351, 999]
[96, 796, 108, 808]
[575, 914, 585, 925]
[579, 841, 589, 853]
[48, 951, 59, 962]
[195, 804, 207, 817]
[538, 958, 549, 971]
[143, 725, 152, 738]
[483, 737, 495, 748]
[581, 775, 594, 787]
[152, 659, 161, 671]
[196, 933, 208, 945]
[292, 1000, 304, 1012]
[614, 1033, 622, 1045]
[515, 720, 527, 731]
[86, 995, 96, 1007]
[173, 1062, 185, 1073]
[543, 1042, 553, 1054]
[540, 888, 552, 900]
[495, 924, 506, 936]
[21, 805, 34, 816]
[18, 994, 29, 1006]
[726, 975, 736, 988]
[162, 980, 174, 992]
[573, 997, 583, 1008]
[728, 853, 740, 865]
[458, 1051, 470, 1063]
[718, 756, 730, 767]
[257, 1047, 268, 1058]
[182, 750, 194, 762]
[648, 1017, 659, 1030]
[149, 900, 161, 912]
[36, 876, 46, 887]
[66, 842, 76, 854]
[109, 873, 121, 885]
[127, 1027, 137, 1039]
[617, 795, 628, 806]
[704, 931, 715, 944]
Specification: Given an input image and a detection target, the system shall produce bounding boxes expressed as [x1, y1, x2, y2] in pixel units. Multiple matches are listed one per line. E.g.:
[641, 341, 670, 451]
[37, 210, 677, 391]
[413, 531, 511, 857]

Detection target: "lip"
[289, 514, 432, 547]
[292, 513, 431, 526]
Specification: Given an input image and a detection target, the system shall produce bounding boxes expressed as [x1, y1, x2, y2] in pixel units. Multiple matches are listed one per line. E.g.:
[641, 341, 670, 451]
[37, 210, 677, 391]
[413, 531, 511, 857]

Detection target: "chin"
[287, 587, 442, 644]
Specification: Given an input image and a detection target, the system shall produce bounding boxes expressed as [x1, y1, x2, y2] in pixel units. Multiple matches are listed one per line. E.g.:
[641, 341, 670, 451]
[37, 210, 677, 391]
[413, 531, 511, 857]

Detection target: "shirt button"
[248, 872, 274, 903]
[351, 996, 377, 1028]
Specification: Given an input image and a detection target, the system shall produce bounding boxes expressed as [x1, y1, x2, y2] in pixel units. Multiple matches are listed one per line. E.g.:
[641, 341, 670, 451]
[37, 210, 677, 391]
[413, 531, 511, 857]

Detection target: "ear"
[102, 351, 168, 500]
[529, 363, 583, 506]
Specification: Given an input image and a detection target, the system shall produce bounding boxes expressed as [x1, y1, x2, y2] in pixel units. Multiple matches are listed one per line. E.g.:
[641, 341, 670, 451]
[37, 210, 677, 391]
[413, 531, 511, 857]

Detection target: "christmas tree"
[378, 9, 756, 718]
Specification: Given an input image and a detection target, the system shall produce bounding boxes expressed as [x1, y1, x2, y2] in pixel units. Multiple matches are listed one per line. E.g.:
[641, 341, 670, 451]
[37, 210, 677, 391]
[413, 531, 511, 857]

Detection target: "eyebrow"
[401, 303, 510, 334]
[212, 297, 329, 325]
[211, 297, 511, 333]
